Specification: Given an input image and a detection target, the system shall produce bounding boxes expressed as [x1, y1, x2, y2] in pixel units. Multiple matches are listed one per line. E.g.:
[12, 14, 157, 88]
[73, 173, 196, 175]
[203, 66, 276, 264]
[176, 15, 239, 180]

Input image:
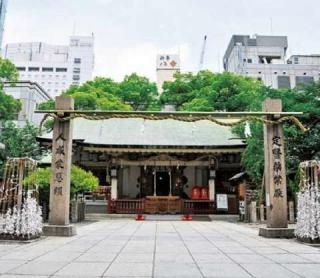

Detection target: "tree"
[24, 165, 99, 205]
[39, 74, 158, 112]
[160, 71, 262, 111]
[119, 73, 158, 110]
[0, 122, 42, 176]
[0, 58, 21, 121]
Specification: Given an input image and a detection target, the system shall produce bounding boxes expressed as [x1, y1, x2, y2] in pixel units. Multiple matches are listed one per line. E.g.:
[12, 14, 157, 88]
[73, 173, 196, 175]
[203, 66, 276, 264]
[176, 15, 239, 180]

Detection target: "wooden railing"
[182, 200, 215, 214]
[108, 199, 216, 215]
[108, 199, 144, 214]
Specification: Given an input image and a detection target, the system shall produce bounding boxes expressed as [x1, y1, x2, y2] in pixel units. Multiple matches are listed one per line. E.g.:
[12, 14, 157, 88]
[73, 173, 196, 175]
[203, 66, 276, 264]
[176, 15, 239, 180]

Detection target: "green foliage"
[0, 58, 21, 121]
[39, 74, 158, 112]
[119, 73, 158, 110]
[160, 71, 262, 111]
[0, 122, 42, 177]
[0, 57, 19, 82]
[24, 165, 99, 200]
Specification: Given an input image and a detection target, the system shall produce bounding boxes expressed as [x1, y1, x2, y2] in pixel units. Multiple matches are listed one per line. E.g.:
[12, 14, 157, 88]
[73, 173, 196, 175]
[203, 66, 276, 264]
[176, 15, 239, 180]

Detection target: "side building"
[223, 34, 320, 89]
[3, 81, 51, 127]
[3, 35, 94, 97]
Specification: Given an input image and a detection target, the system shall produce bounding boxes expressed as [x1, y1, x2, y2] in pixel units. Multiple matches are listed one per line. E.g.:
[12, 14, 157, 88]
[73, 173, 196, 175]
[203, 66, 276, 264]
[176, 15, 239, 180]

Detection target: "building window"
[283, 72, 286, 75]
[73, 75, 80, 81]
[247, 58, 252, 63]
[74, 58, 81, 64]
[277, 76, 291, 89]
[258, 71, 262, 74]
[73, 67, 81, 73]
[303, 72, 307, 75]
[294, 57, 299, 64]
[296, 76, 314, 89]
[56, 68, 67, 72]
[42, 67, 54, 72]
[257, 77, 262, 81]
[16, 67, 26, 71]
[28, 67, 40, 72]
[274, 72, 278, 75]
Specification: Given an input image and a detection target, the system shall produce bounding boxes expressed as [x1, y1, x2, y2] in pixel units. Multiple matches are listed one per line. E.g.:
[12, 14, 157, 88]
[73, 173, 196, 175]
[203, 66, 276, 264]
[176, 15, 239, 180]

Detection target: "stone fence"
[247, 201, 295, 223]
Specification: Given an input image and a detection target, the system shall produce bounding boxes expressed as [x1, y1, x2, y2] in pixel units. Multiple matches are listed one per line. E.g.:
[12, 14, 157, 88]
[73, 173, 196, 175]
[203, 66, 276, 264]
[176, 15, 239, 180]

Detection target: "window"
[257, 77, 262, 81]
[274, 72, 278, 75]
[16, 67, 26, 71]
[278, 76, 291, 89]
[294, 57, 299, 64]
[296, 76, 314, 88]
[73, 67, 81, 73]
[283, 72, 286, 75]
[56, 68, 67, 72]
[74, 58, 81, 64]
[258, 71, 262, 74]
[28, 67, 39, 72]
[247, 58, 252, 63]
[303, 72, 307, 76]
[42, 67, 53, 72]
[73, 75, 80, 81]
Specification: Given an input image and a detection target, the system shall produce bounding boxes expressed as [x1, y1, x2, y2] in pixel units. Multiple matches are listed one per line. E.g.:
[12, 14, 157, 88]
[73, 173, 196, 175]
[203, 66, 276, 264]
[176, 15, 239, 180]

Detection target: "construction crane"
[199, 35, 207, 71]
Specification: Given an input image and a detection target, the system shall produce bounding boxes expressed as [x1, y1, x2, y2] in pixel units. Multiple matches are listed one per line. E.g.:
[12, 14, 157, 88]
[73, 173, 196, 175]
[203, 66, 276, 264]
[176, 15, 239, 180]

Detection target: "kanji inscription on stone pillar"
[49, 96, 74, 226]
[263, 99, 288, 228]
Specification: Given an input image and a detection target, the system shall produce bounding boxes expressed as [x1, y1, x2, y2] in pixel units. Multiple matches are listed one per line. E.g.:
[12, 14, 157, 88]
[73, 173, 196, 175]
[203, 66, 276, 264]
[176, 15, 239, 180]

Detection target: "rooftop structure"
[223, 34, 320, 89]
[3, 35, 94, 97]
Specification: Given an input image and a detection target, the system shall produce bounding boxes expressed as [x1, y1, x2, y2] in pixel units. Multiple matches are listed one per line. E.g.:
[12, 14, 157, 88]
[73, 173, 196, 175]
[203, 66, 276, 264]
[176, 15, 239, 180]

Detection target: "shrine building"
[38, 117, 246, 215]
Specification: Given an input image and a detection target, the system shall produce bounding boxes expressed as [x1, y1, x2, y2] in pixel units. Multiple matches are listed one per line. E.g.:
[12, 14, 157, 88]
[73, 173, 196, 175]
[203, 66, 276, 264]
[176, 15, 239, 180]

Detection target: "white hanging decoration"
[0, 197, 43, 239]
[295, 161, 320, 241]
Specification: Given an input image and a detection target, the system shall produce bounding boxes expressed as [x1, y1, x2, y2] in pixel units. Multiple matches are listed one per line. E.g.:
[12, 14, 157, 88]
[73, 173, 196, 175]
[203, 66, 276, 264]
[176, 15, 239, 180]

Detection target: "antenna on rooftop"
[270, 17, 273, 35]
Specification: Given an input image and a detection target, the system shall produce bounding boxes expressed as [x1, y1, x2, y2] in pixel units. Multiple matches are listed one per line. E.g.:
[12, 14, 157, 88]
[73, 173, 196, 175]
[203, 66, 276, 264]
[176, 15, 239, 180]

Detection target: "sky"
[3, 0, 320, 81]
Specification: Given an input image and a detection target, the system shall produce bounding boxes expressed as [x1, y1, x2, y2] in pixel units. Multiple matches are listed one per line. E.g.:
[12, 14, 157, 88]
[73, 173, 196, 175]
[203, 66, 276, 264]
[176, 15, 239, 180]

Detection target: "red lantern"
[191, 186, 201, 200]
[200, 187, 209, 200]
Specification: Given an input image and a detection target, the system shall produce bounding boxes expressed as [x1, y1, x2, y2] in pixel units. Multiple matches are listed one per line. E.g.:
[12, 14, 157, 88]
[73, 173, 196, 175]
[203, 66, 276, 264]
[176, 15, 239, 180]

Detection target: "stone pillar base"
[43, 224, 77, 237]
[259, 227, 294, 238]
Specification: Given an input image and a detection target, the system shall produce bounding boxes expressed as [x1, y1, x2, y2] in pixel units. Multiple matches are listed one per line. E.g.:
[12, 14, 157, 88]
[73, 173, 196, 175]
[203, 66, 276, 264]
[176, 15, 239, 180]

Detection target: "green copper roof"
[39, 118, 245, 148]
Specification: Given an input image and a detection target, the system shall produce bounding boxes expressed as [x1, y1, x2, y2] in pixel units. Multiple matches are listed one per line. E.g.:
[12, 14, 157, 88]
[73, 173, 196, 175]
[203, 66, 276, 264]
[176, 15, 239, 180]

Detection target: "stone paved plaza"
[0, 220, 319, 277]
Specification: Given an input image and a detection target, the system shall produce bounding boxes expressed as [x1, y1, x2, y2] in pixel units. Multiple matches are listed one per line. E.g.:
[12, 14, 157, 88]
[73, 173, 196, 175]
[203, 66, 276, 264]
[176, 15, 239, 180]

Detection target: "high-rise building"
[156, 54, 180, 94]
[0, 0, 8, 51]
[223, 35, 320, 89]
[4, 35, 95, 97]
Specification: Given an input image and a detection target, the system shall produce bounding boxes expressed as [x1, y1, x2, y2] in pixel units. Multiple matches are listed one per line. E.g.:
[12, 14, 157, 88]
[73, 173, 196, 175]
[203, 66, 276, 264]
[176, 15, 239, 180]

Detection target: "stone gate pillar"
[43, 96, 76, 236]
[259, 99, 294, 238]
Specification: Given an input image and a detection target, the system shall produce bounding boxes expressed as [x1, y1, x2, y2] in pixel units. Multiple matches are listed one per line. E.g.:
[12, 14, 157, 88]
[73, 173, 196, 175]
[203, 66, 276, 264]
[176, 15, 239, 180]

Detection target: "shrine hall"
[38, 117, 247, 215]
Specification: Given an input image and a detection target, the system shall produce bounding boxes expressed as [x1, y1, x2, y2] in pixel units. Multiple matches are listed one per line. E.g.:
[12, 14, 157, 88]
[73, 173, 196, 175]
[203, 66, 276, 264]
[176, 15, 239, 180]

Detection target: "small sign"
[216, 194, 228, 210]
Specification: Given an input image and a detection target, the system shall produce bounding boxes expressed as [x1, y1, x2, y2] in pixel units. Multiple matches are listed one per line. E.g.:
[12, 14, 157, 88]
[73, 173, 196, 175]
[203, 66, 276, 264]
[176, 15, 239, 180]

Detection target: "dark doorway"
[155, 171, 170, 196]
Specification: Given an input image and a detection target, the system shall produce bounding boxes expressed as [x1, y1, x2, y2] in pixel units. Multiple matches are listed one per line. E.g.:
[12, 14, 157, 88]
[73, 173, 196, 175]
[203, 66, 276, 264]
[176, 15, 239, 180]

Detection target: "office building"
[4, 35, 94, 97]
[223, 35, 320, 89]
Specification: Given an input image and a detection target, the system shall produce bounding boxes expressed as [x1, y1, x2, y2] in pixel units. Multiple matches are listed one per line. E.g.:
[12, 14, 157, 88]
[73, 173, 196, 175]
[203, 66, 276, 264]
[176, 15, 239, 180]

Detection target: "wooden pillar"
[44, 96, 76, 236]
[263, 99, 288, 228]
